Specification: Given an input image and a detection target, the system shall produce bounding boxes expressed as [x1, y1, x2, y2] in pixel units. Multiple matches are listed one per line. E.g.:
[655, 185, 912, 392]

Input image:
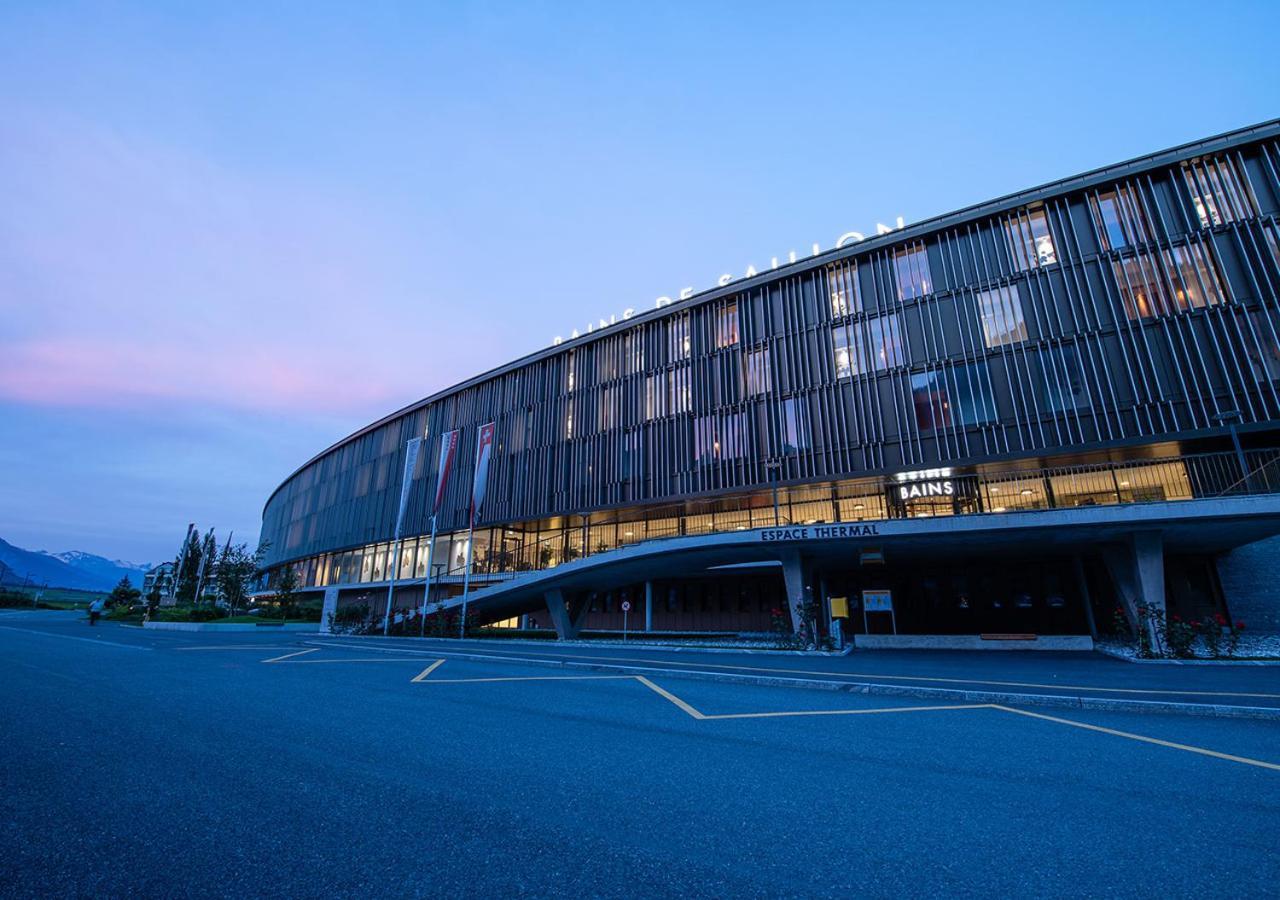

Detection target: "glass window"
[694, 415, 717, 463]
[975, 284, 1027, 348]
[1245, 309, 1280, 382]
[1182, 156, 1256, 228]
[833, 330, 852, 378]
[668, 313, 691, 361]
[721, 412, 747, 459]
[865, 314, 905, 372]
[910, 370, 949, 431]
[667, 366, 691, 414]
[1038, 345, 1089, 413]
[1006, 208, 1057, 270]
[827, 261, 861, 317]
[623, 329, 644, 374]
[715, 300, 740, 348]
[911, 365, 995, 430]
[1264, 224, 1280, 272]
[1093, 186, 1150, 251]
[1112, 243, 1225, 320]
[893, 243, 933, 301]
[779, 398, 811, 451]
[565, 350, 576, 392]
[745, 346, 771, 396]
[644, 373, 664, 420]
[1166, 243, 1225, 311]
[599, 384, 617, 431]
[949, 363, 997, 426]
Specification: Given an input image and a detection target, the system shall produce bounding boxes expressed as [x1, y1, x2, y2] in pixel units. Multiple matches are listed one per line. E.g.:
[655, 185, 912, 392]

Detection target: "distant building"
[143, 562, 175, 604]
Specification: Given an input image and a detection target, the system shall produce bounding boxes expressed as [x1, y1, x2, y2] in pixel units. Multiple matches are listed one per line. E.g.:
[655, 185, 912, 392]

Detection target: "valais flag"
[470, 423, 496, 528]
[433, 429, 461, 517]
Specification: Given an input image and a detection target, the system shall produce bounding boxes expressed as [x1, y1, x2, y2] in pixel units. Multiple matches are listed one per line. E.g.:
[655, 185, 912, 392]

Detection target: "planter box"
[142, 621, 319, 633]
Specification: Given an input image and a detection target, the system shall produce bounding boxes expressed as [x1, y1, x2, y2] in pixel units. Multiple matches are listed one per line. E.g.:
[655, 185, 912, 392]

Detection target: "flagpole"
[382, 437, 423, 636]
[459, 522, 475, 638]
[459, 422, 494, 639]
[382, 534, 402, 636]
[171, 522, 195, 603]
[419, 514, 438, 636]
[194, 529, 213, 607]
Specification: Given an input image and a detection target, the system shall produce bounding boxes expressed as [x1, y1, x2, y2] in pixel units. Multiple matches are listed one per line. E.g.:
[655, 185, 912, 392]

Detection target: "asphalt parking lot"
[2, 610, 1278, 897]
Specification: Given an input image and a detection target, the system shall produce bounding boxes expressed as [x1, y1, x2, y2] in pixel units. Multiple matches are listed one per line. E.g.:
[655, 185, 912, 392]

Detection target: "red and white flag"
[433, 429, 461, 517]
[470, 422, 496, 528]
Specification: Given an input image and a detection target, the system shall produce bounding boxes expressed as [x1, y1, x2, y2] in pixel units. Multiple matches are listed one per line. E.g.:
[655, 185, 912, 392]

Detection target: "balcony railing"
[444, 449, 1280, 582]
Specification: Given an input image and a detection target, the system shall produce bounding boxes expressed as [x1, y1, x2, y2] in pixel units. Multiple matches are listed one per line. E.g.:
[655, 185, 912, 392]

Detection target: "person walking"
[88, 598, 105, 627]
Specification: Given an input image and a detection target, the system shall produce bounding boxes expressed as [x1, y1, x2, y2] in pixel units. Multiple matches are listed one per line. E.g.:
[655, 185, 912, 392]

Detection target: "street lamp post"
[766, 463, 782, 526]
[1211, 410, 1248, 491]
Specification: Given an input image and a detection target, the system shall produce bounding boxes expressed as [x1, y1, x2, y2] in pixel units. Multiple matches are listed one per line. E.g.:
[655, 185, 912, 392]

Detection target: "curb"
[1094, 645, 1280, 666]
[319, 632, 842, 657]
[311, 639, 1280, 721]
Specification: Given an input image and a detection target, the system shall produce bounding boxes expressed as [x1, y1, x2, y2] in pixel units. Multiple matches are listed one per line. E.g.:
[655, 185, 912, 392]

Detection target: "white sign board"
[863, 590, 893, 612]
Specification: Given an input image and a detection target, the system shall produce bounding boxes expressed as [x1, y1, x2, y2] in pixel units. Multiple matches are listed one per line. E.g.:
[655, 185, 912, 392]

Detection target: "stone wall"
[1217, 535, 1280, 633]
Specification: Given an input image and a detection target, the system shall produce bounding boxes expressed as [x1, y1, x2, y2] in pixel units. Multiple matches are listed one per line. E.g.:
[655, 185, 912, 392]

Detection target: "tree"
[107, 576, 142, 608]
[145, 580, 163, 616]
[174, 529, 204, 604]
[215, 541, 266, 615]
[274, 565, 299, 621]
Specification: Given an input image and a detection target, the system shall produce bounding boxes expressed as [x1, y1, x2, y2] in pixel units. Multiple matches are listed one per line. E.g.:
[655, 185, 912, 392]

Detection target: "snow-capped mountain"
[0, 538, 152, 592]
[50, 551, 151, 589]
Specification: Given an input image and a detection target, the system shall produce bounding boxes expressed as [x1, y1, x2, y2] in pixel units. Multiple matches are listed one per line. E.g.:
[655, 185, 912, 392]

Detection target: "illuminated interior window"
[975, 284, 1027, 348]
[1005, 207, 1057, 271]
[1093, 185, 1150, 251]
[1182, 156, 1256, 229]
[893, 244, 932, 301]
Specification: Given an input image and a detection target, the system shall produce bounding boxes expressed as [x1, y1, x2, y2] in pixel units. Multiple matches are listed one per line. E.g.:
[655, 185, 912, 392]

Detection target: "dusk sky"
[2, 1, 1278, 564]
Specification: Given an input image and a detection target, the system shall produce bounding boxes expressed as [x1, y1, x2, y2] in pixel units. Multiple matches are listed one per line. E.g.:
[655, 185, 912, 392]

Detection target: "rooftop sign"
[551, 217, 906, 346]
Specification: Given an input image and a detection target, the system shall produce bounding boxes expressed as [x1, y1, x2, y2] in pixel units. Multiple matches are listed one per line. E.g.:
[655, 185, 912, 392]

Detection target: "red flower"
[1172, 614, 1181, 622]
[1214, 612, 1227, 625]
[1236, 621, 1246, 631]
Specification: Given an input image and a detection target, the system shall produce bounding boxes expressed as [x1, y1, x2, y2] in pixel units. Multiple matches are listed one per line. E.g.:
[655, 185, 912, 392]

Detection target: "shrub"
[1165, 615, 1197, 658]
[329, 602, 374, 635]
[1199, 614, 1227, 658]
[1227, 620, 1246, 657]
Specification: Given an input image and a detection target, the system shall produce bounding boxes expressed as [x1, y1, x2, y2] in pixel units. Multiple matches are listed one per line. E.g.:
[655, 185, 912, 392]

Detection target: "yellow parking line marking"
[262, 648, 319, 663]
[421, 675, 634, 684]
[634, 676, 707, 720]
[411, 659, 446, 682]
[702, 703, 994, 721]
[991, 705, 1280, 772]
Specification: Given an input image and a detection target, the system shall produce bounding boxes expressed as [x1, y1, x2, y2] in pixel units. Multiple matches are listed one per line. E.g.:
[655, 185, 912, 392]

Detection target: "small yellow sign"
[829, 596, 849, 618]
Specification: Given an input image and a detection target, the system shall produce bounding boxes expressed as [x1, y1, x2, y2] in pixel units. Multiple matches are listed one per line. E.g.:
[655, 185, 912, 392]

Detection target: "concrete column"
[780, 551, 809, 635]
[569, 592, 593, 635]
[1072, 556, 1098, 640]
[544, 589, 577, 640]
[644, 581, 653, 632]
[319, 586, 340, 635]
[1102, 531, 1165, 649]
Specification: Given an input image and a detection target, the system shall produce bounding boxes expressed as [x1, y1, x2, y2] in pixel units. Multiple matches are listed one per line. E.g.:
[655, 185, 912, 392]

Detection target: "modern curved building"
[261, 120, 1280, 642]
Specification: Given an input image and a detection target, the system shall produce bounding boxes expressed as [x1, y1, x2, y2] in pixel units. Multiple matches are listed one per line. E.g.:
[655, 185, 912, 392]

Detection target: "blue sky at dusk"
[2, 1, 1278, 563]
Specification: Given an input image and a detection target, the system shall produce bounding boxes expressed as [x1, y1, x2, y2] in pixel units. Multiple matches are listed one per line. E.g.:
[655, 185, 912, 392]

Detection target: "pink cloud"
[0, 337, 399, 416]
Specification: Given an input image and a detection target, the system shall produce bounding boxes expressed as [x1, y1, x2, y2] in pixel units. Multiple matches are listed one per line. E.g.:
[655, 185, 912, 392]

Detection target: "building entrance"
[825, 556, 1090, 636]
